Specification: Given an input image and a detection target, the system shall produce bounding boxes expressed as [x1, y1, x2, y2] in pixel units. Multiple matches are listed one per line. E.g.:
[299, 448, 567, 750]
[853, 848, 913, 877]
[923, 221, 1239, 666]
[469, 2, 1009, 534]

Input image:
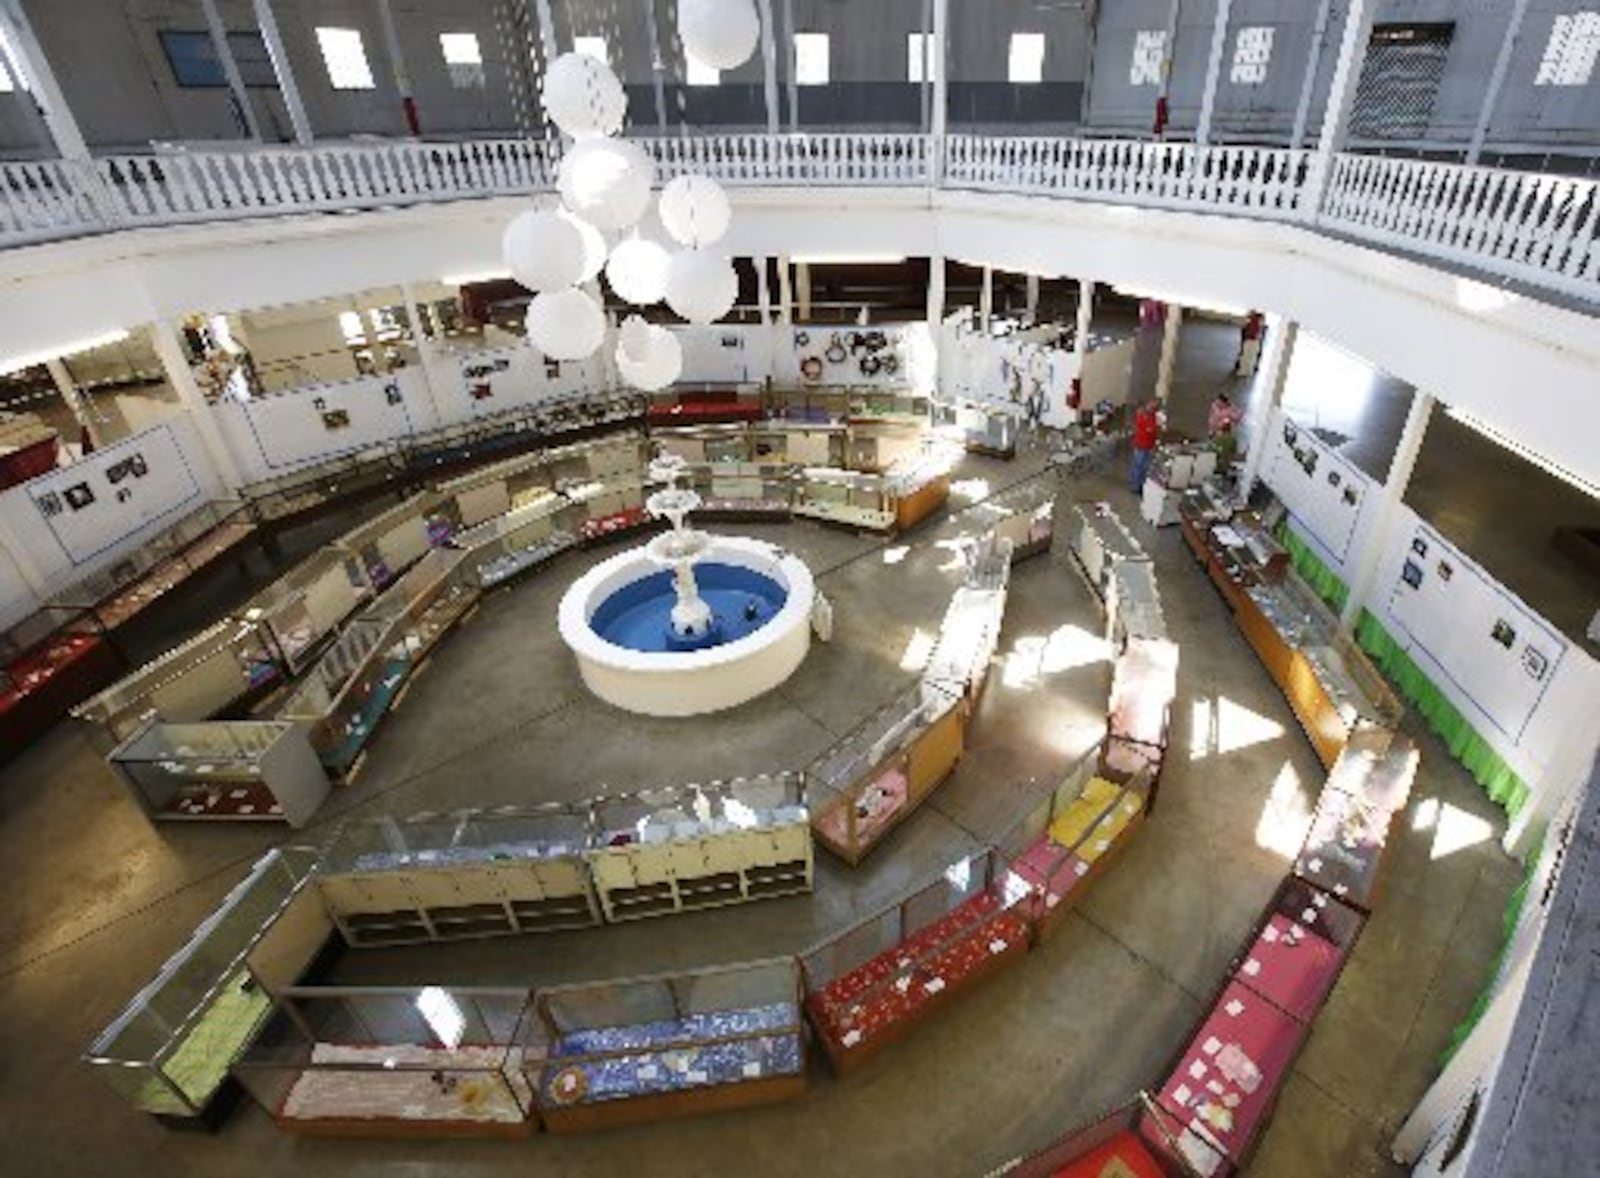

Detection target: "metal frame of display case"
[922, 533, 1013, 705]
[968, 478, 1054, 562]
[933, 395, 1020, 458]
[794, 466, 895, 532]
[84, 848, 336, 1127]
[996, 1093, 1225, 1178]
[315, 803, 602, 946]
[525, 957, 807, 1134]
[234, 986, 538, 1139]
[1066, 499, 1149, 604]
[799, 848, 1032, 1076]
[1104, 636, 1179, 804]
[327, 490, 454, 591]
[806, 682, 966, 865]
[108, 718, 330, 827]
[450, 492, 583, 590]
[683, 460, 796, 520]
[240, 447, 411, 529]
[248, 547, 375, 675]
[0, 604, 122, 761]
[400, 389, 648, 475]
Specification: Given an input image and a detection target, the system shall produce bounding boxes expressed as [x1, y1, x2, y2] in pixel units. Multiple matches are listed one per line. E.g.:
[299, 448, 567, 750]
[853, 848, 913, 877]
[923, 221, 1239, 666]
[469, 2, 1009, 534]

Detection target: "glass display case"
[240, 447, 409, 525]
[451, 491, 583, 589]
[274, 614, 409, 777]
[108, 719, 330, 826]
[1109, 558, 1168, 647]
[315, 803, 601, 945]
[1001, 1094, 1223, 1178]
[684, 461, 795, 520]
[922, 534, 1012, 702]
[647, 382, 765, 425]
[0, 605, 121, 760]
[767, 385, 853, 425]
[1106, 637, 1180, 788]
[525, 957, 806, 1134]
[1141, 444, 1221, 528]
[800, 849, 1031, 1075]
[234, 987, 537, 1138]
[589, 775, 812, 922]
[71, 616, 283, 748]
[653, 423, 758, 466]
[1067, 500, 1149, 603]
[1227, 875, 1366, 1026]
[250, 548, 374, 674]
[84, 848, 334, 1125]
[807, 682, 966, 865]
[571, 478, 650, 545]
[794, 467, 894, 532]
[968, 479, 1054, 562]
[847, 420, 927, 474]
[997, 747, 1152, 941]
[330, 491, 452, 590]
[749, 421, 847, 467]
[932, 396, 1019, 457]
[401, 389, 647, 474]
[1293, 770, 1404, 913]
[883, 449, 953, 531]
[47, 500, 259, 637]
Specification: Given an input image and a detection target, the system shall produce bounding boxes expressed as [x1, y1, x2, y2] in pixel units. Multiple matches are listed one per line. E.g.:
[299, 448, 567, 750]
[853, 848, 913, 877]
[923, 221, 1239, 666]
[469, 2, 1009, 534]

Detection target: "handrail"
[0, 134, 1594, 304]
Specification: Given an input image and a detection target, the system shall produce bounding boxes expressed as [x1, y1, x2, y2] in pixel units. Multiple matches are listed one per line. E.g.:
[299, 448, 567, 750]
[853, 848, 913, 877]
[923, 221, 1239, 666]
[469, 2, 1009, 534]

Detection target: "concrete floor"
[0, 420, 1522, 1176]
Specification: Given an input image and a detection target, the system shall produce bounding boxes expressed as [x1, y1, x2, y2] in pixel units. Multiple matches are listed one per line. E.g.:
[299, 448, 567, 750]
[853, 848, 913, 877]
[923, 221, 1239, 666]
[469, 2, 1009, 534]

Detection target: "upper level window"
[440, 33, 484, 89]
[795, 33, 829, 85]
[315, 27, 375, 90]
[1009, 33, 1045, 83]
[1536, 12, 1600, 85]
[908, 32, 936, 83]
[1130, 30, 1166, 86]
[686, 54, 720, 86]
[0, 30, 28, 93]
[574, 35, 609, 67]
[1231, 26, 1274, 85]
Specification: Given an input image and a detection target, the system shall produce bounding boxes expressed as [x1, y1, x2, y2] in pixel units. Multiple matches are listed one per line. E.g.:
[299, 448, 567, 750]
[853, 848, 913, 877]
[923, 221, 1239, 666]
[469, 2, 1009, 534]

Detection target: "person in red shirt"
[1130, 398, 1162, 493]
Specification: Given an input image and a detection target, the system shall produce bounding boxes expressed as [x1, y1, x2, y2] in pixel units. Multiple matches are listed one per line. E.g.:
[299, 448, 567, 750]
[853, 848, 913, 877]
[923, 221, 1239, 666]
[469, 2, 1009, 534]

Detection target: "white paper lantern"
[559, 210, 608, 283]
[619, 314, 652, 363]
[541, 51, 626, 139]
[658, 175, 732, 249]
[665, 249, 739, 324]
[605, 237, 671, 305]
[525, 287, 605, 360]
[617, 325, 683, 392]
[501, 210, 585, 292]
[678, 0, 760, 71]
[558, 138, 654, 231]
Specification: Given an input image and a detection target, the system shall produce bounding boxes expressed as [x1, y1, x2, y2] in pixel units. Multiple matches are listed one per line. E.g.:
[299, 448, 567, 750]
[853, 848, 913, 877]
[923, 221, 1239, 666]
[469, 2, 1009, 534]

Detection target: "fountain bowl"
[558, 536, 814, 716]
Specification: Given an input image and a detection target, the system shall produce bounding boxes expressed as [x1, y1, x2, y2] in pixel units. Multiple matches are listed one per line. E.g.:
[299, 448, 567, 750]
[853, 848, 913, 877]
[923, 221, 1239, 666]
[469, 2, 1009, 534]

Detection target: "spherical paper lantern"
[558, 138, 654, 231]
[617, 324, 683, 392]
[679, 0, 760, 71]
[501, 210, 585, 292]
[658, 175, 732, 249]
[619, 314, 652, 363]
[665, 249, 738, 325]
[525, 288, 605, 360]
[605, 237, 671, 305]
[541, 51, 626, 139]
[559, 210, 608, 283]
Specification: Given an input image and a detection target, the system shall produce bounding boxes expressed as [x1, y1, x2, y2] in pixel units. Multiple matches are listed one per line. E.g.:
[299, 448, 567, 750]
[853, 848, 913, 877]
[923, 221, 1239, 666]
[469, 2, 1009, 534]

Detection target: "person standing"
[1235, 311, 1265, 376]
[1208, 392, 1244, 470]
[1130, 399, 1162, 493]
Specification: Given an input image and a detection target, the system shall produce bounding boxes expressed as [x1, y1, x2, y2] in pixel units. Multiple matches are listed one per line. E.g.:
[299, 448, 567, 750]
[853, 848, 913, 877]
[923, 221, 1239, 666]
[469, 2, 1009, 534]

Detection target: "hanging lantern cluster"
[498, 28, 756, 389]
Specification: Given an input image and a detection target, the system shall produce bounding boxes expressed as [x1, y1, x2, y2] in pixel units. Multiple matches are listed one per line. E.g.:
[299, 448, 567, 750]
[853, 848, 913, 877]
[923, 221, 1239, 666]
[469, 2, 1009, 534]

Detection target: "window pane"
[1231, 26, 1274, 86]
[1009, 32, 1045, 84]
[315, 27, 375, 91]
[440, 32, 481, 66]
[1130, 29, 1165, 86]
[686, 53, 720, 86]
[0, 28, 29, 92]
[795, 33, 829, 85]
[1537, 12, 1600, 86]
[908, 32, 934, 83]
[574, 35, 609, 67]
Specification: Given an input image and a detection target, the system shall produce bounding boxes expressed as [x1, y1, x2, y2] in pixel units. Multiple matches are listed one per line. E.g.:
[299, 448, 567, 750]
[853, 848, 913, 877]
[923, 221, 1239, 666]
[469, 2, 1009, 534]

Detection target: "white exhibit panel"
[1261, 409, 1374, 570]
[939, 323, 1080, 428]
[449, 343, 600, 420]
[676, 325, 765, 384]
[220, 371, 425, 479]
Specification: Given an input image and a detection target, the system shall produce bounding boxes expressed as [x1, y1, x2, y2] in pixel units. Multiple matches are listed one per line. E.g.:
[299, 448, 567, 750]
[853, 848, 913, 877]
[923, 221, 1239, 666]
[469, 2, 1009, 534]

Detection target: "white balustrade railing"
[0, 133, 1596, 305]
[1320, 153, 1600, 301]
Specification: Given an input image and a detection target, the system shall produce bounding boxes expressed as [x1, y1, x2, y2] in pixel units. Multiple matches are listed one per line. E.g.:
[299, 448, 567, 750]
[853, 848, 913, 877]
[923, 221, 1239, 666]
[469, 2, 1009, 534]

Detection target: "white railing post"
[929, 0, 948, 188]
[252, 0, 312, 145]
[1306, 0, 1376, 218]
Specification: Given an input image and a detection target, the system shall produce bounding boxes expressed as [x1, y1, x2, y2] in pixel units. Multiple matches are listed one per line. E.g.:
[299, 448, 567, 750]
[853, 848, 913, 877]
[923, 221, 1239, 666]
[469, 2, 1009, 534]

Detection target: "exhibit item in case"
[1000, 1095, 1220, 1178]
[1067, 500, 1149, 602]
[84, 849, 334, 1125]
[0, 606, 121, 761]
[922, 533, 1012, 704]
[234, 987, 538, 1138]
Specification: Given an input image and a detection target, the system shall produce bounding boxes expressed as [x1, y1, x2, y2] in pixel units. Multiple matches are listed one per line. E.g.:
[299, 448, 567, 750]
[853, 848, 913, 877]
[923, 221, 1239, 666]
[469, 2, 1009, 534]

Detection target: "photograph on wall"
[1411, 537, 1428, 558]
[1401, 559, 1423, 589]
[1438, 560, 1453, 582]
[35, 490, 62, 518]
[1522, 646, 1548, 681]
[321, 409, 351, 431]
[1491, 619, 1517, 648]
[63, 483, 96, 511]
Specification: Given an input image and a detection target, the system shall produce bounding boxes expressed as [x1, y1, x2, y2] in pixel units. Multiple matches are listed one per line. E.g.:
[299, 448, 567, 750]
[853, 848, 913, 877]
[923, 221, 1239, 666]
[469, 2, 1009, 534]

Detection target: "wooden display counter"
[893, 472, 950, 531]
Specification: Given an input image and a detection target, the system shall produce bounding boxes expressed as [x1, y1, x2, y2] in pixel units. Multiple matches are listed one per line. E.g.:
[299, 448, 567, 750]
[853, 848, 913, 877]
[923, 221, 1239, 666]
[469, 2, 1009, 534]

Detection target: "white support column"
[149, 320, 246, 490]
[200, 0, 262, 140]
[795, 261, 812, 320]
[642, 0, 669, 134]
[782, 0, 798, 132]
[44, 358, 102, 449]
[978, 266, 994, 332]
[1239, 316, 1296, 497]
[1195, 0, 1232, 147]
[375, 0, 419, 136]
[1339, 391, 1434, 630]
[1024, 274, 1040, 323]
[1306, 0, 1376, 212]
[926, 256, 946, 332]
[930, 0, 949, 183]
[919, 0, 933, 131]
[1155, 0, 1182, 139]
[1154, 304, 1183, 401]
[754, 256, 778, 381]
[533, 0, 559, 62]
[1503, 729, 1598, 859]
[1074, 279, 1094, 357]
[1290, 0, 1335, 150]
[776, 255, 794, 324]
[1468, 0, 1532, 166]
[252, 0, 313, 146]
[398, 280, 447, 430]
[756, 0, 780, 134]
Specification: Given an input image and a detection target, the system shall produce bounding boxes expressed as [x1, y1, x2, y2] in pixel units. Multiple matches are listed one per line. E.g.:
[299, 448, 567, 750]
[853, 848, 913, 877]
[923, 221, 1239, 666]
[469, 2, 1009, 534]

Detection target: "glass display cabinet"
[847, 420, 928, 475]
[274, 614, 409, 778]
[652, 422, 757, 466]
[807, 682, 966, 865]
[250, 548, 374, 674]
[794, 467, 894, 532]
[524, 957, 806, 1133]
[451, 492, 583, 589]
[800, 849, 1031, 1075]
[749, 421, 847, 467]
[1141, 443, 1220, 528]
[767, 384, 853, 425]
[968, 479, 1054, 562]
[240, 447, 409, 526]
[1106, 637, 1180, 794]
[883, 450, 952, 531]
[1227, 875, 1366, 1027]
[1001, 1094, 1226, 1178]
[923, 534, 1012, 703]
[84, 848, 334, 1126]
[1293, 770, 1405, 913]
[571, 478, 650, 545]
[1109, 559, 1168, 647]
[108, 719, 330, 826]
[234, 987, 537, 1138]
[933, 396, 1019, 458]
[845, 390, 930, 426]
[71, 616, 283, 748]
[1067, 500, 1148, 603]
[0, 605, 121, 760]
[433, 444, 557, 530]
[997, 746, 1152, 941]
[683, 461, 795, 520]
[351, 547, 478, 662]
[588, 774, 812, 922]
[331, 491, 451, 590]
[315, 803, 601, 946]
[647, 382, 765, 425]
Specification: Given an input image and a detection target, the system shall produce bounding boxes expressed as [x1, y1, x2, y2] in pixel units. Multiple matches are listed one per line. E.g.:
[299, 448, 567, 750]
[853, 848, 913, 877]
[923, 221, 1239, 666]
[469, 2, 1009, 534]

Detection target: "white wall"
[1260, 407, 1378, 569]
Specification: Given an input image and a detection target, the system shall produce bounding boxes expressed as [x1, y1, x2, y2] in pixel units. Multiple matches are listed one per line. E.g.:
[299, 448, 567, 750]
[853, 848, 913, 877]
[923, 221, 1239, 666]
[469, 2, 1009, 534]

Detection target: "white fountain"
[557, 453, 816, 716]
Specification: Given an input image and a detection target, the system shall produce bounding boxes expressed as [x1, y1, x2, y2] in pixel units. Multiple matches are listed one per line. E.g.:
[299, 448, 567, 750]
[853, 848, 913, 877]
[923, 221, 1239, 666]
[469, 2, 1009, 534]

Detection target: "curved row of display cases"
[83, 848, 338, 1127]
[647, 382, 765, 425]
[1000, 727, 1419, 1178]
[963, 477, 1056, 563]
[768, 385, 929, 429]
[923, 533, 1013, 705]
[315, 775, 812, 944]
[1065, 499, 1150, 605]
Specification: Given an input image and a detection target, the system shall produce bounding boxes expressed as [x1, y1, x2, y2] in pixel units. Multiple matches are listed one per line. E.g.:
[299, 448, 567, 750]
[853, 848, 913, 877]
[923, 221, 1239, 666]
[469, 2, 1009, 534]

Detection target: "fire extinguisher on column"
[1153, 96, 1170, 138]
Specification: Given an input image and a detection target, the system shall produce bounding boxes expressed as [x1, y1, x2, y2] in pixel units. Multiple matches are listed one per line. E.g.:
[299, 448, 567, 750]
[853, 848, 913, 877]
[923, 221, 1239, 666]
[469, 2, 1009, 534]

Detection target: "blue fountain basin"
[588, 563, 790, 654]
